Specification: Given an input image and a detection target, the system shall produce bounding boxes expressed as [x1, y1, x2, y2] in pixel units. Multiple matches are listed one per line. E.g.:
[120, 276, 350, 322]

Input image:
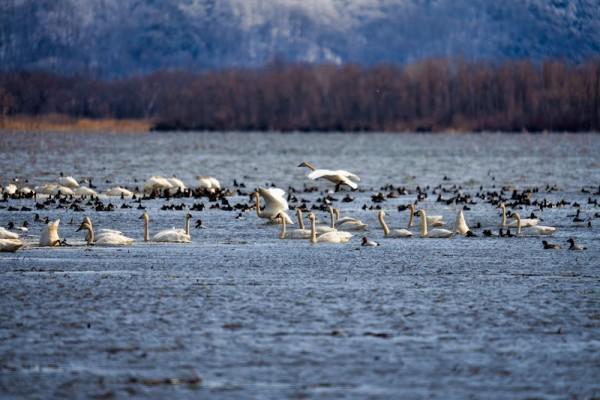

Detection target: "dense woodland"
[1, 59, 599, 132]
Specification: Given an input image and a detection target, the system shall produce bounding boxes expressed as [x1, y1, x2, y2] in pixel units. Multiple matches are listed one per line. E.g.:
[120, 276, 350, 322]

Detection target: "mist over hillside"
[1, 0, 599, 76]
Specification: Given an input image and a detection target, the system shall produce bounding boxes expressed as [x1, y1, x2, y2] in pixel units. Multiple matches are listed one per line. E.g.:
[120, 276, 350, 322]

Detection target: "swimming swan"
[276, 212, 311, 239]
[0, 227, 19, 240]
[500, 203, 538, 227]
[105, 187, 134, 197]
[196, 176, 221, 192]
[77, 221, 134, 246]
[140, 212, 192, 243]
[512, 213, 556, 235]
[417, 210, 453, 238]
[40, 219, 61, 246]
[298, 161, 360, 191]
[58, 175, 79, 188]
[408, 204, 444, 228]
[144, 176, 173, 193]
[0, 238, 24, 252]
[377, 211, 412, 237]
[308, 213, 352, 244]
[334, 208, 368, 231]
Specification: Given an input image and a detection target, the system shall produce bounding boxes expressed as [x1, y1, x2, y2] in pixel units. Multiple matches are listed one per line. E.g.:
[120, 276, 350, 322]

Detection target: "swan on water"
[2, 183, 17, 195]
[377, 210, 412, 237]
[512, 213, 556, 235]
[298, 161, 360, 191]
[77, 220, 134, 246]
[74, 187, 98, 197]
[35, 184, 75, 196]
[105, 187, 134, 197]
[417, 210, 453, 238]
[333, 208, 368, 231]
[276, 212, 311, 239]
[500, 203, 538, 227]
[39, 219, 61, 246]
[0, 227, 19, 240]
[196, 176, 221, 192]
[0, 238, 23, 252]
[140, 212, 192, 243]
[308, 213, 352, 244]
[58, 175, 79, 188]
[167, 176, 187, 191]
[408, 204, 444, 228]
[144, 176, 173, 193]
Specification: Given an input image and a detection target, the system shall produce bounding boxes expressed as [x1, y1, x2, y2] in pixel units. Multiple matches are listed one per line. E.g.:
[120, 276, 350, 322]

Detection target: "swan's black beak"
[138, 214, 144, 219]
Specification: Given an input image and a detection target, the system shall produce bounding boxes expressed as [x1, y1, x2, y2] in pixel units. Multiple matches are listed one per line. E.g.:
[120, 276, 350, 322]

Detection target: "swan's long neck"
[310, 218, 317, 244]
[279, 215, 287, 239]
[378, 213, 390, 236]
[408, 206, 414, 228]
[86, 225, 94, 245]
[515, 214, 522, 235]
[255, 193, 263, 218]
[143, 218, 149, 241]
[296, 209, 305, 230]
[185, 215, 191, 236]
[303, 162, 316, 171]
[329, 207, 335, 229]
[501, 204, 506, 226]
[419, 211, 428, 237]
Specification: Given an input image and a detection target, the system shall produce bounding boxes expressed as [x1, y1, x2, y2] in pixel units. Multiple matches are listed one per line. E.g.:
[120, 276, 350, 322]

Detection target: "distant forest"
[1, 59, 599, 132]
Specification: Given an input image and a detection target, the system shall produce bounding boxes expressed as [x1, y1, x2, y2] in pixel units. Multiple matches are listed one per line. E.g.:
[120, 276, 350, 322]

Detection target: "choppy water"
[0, 131, 599, 399]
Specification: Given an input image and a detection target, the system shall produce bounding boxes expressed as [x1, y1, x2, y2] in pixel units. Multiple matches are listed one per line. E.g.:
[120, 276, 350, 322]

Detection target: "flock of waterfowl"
[0, 162, 595, 252]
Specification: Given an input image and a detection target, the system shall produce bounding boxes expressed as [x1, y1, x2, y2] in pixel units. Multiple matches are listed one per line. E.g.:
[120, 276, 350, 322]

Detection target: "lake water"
[0, 132, 599, 399]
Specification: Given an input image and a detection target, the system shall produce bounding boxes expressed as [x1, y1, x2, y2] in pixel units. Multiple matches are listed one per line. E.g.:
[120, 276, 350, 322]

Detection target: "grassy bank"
[0, 115, 151, 133]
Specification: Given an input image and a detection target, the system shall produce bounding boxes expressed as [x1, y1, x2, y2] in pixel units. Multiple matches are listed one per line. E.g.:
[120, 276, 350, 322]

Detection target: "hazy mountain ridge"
[1, 0, 598, 76]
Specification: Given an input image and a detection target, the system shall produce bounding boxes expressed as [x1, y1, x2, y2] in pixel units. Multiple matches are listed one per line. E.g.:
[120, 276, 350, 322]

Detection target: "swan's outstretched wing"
[306, 169, 336, 180]
[258, 187, 289, 210]
[332, 170, 360, 181]
[338, 176, 358, 189]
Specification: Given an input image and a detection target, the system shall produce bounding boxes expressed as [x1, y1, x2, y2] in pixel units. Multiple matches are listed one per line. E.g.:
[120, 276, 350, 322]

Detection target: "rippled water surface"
[0, 132, 599, 399]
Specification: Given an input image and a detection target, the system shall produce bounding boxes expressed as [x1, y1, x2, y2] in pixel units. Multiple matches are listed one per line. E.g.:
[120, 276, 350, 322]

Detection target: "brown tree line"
[1, 59, 599, 132]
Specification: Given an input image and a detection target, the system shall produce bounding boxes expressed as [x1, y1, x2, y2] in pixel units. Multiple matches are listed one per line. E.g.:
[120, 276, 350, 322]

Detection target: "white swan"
[377, 210, 412, 237]
[144, 176, 173, 193]
[333, 208, 368, 231]
[77, 220, 134, 246]
[500, 203, 538, 227]
[196, 176, 221, 192]
[0, 238, 23, 252]
[276, 212, 311, 239]
[408, 204, 444, 227]
[417, 210, 453, 238]
[58, 175, 79, 188]
[454, 210, 471, 236]
[0, 227, 19, 240]
[512, 213, 556, 235]
[298, 161, 360, 191]
[141, 212, 192, 243]
[40, 219, 61, 246]
[254, 187, 293, 224]
[35, 184, 75, 196]
[2, 183, 17, 195]
[74, 187, 98, 197]
[308, 213, 352, 244]
[167, 176, 187, 191]
[105, 187, 134, 197]
[82, 217, 123, 238]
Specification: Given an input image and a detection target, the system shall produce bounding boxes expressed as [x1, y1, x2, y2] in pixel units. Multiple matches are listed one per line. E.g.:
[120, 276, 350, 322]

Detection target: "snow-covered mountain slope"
[0, 0, 598, 76]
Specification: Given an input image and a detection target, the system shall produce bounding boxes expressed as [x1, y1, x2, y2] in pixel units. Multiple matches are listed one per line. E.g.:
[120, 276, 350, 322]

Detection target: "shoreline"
[0, 115, 597, 134]
[0, 115, 151, 134]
